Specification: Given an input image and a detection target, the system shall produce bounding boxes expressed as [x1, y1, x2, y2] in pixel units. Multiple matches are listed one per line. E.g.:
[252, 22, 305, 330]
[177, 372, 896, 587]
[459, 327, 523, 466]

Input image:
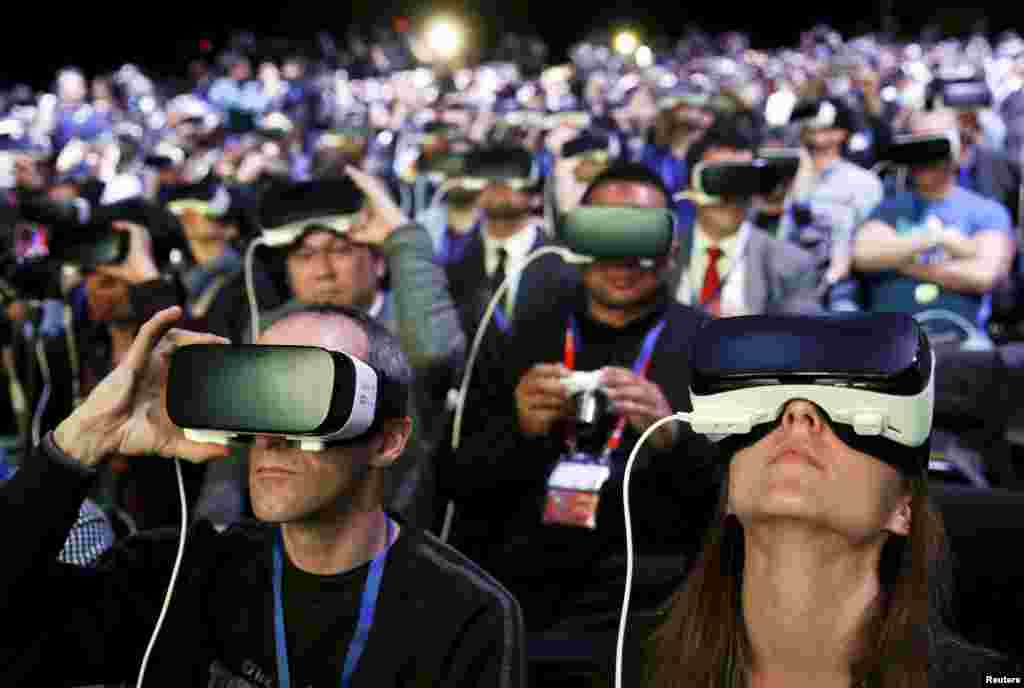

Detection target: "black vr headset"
[883, 131, 960, 168]
[258, 178, 365, 247]
[561, 131, 621, 162]
[927, 78, 993, 110]
[456, 146, 540, 192]
[557, 206, 674, 262]
[684, 313, 934, 475]
[167, 344, 408, 451]
[47, 222, 131, 268]
[678, 159, 794, 205]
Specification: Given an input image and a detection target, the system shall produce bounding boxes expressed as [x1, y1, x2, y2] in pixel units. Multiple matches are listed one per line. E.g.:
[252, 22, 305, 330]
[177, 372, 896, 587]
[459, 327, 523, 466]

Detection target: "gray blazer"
[668, 223, 827, 315]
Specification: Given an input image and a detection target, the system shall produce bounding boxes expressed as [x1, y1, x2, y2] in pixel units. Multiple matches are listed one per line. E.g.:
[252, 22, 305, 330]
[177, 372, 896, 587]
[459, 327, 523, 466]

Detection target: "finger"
[345, 165, 382, 198]
[531, 363, 569, 378]
[124, 306, 184, 371]
[613, 399, 657, 421]
[156, 329, 232, 356]
[605, 388, 656, 410]
[167, 435, 234, 464]
[600, 367, 638, 388]
[525, 378, 570, 399]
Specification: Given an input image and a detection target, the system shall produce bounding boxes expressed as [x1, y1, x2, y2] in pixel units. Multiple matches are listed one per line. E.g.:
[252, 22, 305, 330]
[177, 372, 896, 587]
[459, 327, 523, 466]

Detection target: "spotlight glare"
[614, 31, 639, 56]
[426, 17, 463, 61]
[635, 45, 654, 67]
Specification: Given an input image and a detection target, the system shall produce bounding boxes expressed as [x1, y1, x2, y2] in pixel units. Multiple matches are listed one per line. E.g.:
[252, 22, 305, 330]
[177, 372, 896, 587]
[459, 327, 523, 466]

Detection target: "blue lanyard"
[272, 518, 394, 688]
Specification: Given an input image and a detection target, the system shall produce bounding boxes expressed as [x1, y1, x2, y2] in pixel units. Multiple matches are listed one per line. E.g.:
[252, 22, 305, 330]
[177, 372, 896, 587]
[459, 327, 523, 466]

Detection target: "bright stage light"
[426, 17, 463, 61]
[614, 31, 639, 56]
[635, 45, 653, 67]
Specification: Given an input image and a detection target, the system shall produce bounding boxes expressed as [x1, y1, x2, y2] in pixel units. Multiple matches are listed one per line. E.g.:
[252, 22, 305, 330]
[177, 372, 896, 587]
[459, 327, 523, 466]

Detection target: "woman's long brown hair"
[648, 474, 950, 688]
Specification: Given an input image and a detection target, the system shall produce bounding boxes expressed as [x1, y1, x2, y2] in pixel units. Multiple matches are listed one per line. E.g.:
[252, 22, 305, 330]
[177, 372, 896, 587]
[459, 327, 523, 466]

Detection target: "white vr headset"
[683, 314, 934, 450]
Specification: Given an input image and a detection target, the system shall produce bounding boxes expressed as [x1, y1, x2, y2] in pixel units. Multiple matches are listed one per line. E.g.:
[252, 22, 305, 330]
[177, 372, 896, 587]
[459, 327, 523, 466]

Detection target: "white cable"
[429, 178, 460, 210]
[450, 245, 593, 451]
[244, 237, 270, 344]
[63, 304, 82, 408]
[31, 337, 51, 449]
[135, 458, 188, 688]
[615, 412, 690, 688]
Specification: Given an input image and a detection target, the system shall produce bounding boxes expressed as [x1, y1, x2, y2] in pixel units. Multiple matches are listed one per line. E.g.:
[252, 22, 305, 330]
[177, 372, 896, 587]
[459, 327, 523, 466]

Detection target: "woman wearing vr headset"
[643, 315, 1021, 688]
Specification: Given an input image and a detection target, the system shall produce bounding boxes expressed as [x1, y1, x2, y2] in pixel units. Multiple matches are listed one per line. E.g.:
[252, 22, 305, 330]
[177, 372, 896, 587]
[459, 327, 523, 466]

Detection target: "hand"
[95, 221, 161, 285]
[14, 156, 46, 192]
[939, 226, 977, 260]
[825, 252, 853, 285]
[515, 363, 572, 437]
[5, 300, 29, 323]
[600, 367, 678, 452]
[53, 306, 232, 468]
[345, 165, 409, 245]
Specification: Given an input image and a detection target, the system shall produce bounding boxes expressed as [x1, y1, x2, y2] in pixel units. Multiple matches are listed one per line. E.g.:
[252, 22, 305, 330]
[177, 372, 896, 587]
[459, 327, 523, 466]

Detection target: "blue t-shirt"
[860, 186, 1013, 325]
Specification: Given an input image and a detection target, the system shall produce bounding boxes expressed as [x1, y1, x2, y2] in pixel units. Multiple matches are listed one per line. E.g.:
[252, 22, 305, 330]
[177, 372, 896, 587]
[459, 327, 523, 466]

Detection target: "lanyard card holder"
[543, 452, 612, 530]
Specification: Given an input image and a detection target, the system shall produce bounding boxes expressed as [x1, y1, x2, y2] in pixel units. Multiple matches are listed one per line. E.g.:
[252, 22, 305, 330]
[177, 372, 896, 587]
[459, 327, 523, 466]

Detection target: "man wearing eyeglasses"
[245, 169, 466, 533]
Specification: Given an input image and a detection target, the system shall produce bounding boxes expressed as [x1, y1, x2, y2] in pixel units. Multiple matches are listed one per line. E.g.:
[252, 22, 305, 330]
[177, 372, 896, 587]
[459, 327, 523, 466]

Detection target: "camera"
[561, 370, 609, 434]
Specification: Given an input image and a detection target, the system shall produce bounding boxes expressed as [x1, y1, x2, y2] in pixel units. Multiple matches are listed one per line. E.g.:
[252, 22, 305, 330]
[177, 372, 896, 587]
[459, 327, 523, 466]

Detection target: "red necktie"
[700, 245, 723, 316]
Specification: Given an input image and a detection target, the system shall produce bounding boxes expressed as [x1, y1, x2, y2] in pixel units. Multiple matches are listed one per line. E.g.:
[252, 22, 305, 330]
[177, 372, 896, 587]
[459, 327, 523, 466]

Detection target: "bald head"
[259, 311, 370, 362]
[909, 109, 958, 137]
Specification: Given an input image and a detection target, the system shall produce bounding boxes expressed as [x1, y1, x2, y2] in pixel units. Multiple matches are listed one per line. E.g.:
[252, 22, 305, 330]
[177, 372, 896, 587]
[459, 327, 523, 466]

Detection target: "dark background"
[0, 2, 1016, 90]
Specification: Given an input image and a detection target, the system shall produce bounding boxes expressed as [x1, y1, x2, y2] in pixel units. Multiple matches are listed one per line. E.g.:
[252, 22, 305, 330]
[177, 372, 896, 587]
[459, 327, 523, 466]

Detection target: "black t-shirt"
[0, 440, 527, 687]
[282, 556, 368, 687]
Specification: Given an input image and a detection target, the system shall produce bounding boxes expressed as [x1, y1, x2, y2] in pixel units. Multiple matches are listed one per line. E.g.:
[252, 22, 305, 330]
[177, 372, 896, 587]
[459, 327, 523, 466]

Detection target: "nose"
[779, 399, 826, 436]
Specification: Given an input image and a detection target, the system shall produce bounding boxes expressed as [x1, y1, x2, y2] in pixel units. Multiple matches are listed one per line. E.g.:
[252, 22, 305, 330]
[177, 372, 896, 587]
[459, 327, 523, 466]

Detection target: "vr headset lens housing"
[886, 132, 960, 167]
[684, 160, 788, 203]
[167, 345, 405, 448]
[558, 206, 674, 262]
[686, 314, 934, 473]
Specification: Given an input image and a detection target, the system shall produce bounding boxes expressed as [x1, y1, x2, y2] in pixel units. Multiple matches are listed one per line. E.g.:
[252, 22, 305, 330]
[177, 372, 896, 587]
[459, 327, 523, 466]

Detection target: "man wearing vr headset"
[445, 160, 722, 635]
[444, 145, 577, 342]
[643, 314, 1022, 687]
[0, 304, 526, 687]
[852, 109, 1016, 329]
[778, 97, 885, 285]
[670, 118, 825, 317]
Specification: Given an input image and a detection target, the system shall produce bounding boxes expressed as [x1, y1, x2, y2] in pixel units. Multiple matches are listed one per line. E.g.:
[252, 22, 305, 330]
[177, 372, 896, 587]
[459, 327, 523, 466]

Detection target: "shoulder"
[837, 160, 883, 189]
[664, 301, 710, 340]
[750, 229, 816, 267]
[874, 190, 915, 215]
[952, 187, 1013, 228]
[393, 526, 523, 617]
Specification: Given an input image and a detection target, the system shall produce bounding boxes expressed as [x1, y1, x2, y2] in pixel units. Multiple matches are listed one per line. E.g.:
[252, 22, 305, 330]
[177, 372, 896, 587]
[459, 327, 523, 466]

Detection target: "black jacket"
[444, 228, 580, 350]
[0, 434, 526, 687]
[443, 286, 721, 631]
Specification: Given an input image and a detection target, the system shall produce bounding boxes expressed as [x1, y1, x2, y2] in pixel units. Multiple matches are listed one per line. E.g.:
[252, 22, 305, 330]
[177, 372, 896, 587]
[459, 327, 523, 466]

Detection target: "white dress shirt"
[481, 222, 538, 314]
[677, 222, 750, 316]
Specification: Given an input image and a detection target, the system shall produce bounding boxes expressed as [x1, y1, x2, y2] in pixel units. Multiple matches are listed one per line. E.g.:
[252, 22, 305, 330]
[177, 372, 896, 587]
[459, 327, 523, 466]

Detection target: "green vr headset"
[557, 206, 675, 264]
[167, 345, 408, 451]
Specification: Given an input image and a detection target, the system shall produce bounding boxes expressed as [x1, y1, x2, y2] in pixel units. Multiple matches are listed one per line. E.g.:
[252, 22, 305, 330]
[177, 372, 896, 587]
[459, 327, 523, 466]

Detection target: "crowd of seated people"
[1, 23, 1024, 687]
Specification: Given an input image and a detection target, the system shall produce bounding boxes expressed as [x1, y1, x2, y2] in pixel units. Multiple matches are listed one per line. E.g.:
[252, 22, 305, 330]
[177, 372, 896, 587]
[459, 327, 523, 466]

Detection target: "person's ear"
[367, 417, 413, 469]
[884, 495, 912, 536]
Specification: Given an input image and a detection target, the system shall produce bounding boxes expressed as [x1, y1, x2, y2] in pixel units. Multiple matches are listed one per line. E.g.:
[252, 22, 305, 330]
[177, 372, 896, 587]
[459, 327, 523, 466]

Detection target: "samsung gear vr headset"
[685, 313, 934, 474]
[167, 345, 407, 451]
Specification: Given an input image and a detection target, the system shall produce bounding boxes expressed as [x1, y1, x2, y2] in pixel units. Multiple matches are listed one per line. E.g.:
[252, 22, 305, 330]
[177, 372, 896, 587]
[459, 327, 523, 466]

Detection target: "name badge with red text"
[542, 454, 611, 530]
